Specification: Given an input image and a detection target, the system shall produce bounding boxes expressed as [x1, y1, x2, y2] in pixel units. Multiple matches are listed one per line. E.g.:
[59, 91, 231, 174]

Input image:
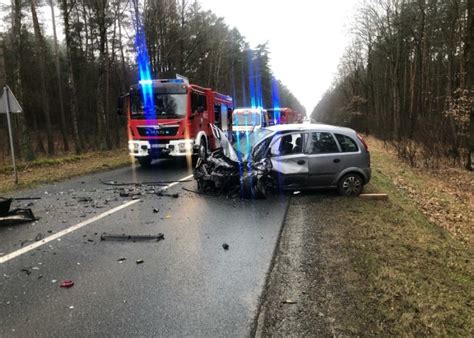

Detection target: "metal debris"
[100, 179, 191, 186]
[100, 233, 165, 242]
[157, 191, 179, 198]
[0, 207, 37, 226]
[74, 196, 93, 203]
[136, 259, 144, 264]
[20, 268, 31, 275]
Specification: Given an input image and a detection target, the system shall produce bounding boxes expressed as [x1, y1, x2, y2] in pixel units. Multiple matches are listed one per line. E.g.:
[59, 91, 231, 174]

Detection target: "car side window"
[335, 134, 359, 152]
[270, 133, 304, 156]
[308, 132, 339, 154]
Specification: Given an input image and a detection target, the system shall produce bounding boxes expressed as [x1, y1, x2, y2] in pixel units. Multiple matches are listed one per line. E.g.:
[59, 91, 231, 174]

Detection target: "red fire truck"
[267, 107, 299, 125]
[118, 77, 233, 167]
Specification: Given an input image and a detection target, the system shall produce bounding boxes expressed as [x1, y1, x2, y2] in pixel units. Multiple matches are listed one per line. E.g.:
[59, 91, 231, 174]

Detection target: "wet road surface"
[0, 158, 288, 336]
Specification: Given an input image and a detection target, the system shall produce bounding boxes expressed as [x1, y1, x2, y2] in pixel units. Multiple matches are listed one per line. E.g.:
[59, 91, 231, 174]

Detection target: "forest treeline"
[0, 0, 304, 163]
[312, 0, 474, 169]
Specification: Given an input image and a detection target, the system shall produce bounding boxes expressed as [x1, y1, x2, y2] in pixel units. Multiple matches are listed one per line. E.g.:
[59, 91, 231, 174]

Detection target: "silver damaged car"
[194, 123, 371, 197]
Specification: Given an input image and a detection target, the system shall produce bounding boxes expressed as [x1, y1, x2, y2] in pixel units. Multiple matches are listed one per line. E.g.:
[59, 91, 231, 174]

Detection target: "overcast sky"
[199, 0, 359, 113]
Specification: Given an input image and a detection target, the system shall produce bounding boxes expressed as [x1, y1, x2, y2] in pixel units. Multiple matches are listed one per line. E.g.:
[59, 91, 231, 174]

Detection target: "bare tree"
[50, 0, 69, 152]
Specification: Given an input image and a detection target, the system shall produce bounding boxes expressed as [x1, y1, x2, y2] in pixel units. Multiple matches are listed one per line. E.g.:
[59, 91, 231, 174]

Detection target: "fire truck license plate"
[151, 144, 167, 149]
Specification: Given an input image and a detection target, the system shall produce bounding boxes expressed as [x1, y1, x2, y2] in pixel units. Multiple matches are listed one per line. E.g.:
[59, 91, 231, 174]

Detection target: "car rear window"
[335, 134, 359, 152]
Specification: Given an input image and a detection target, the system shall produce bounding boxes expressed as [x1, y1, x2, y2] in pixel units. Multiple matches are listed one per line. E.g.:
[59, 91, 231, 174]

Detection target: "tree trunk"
[50, 0, 69, 152]
[61, 0, 82, 154]
[466, 0, 474, 170]
[31, 0, 55, 155]
[94, 0, 112, 150]
[11, 0, 35, 161]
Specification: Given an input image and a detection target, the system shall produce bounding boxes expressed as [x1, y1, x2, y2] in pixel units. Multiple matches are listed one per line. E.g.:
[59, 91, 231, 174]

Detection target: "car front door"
[268, 132, 308, 189]
[306, 131, 342, 187]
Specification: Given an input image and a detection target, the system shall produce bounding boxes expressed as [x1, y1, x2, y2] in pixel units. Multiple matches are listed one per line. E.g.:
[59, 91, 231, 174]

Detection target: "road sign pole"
[4, 86, 18, 184]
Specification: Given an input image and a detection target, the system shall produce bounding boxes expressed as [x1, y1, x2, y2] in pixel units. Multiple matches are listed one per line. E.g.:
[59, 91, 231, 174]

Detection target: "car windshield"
[232, 128, 273, 160]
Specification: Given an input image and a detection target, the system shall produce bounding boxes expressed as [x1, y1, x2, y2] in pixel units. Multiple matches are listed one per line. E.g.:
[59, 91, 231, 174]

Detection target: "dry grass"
[329, 139, 474, 334]
[0, 148, 131, 194]
[366, 137, 473, 245]
[300, 142, 474, 335]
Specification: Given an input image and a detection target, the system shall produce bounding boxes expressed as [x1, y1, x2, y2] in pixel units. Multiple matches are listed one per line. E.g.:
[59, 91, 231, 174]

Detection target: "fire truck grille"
[137, 126, 179, 137]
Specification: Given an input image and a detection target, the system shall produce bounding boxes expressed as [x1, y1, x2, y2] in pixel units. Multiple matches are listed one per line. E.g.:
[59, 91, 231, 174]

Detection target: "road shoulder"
[257, 162, 473, 335]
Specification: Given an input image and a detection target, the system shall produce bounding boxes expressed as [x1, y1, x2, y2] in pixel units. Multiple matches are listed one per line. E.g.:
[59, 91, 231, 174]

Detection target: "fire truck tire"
[193, 138, 207, 165]
[198, 138, 208, 159]
[137, 156, 152, 168]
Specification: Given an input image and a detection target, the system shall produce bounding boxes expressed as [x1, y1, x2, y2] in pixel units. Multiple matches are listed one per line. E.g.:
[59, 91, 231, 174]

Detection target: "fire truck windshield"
[131, 92, 187, 119]
[233, 113, 262, 126]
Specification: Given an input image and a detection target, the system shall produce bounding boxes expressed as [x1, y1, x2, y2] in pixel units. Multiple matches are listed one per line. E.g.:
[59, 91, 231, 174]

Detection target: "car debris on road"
[100, 233, 165, 242]
[0, 197, 37, 226]
[60, 280, 74, 288]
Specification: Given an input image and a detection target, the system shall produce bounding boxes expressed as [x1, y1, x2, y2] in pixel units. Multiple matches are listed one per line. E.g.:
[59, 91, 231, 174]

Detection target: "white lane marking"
[0, 174, 194, 264]
[160, 174, 194, 190]
[0, 200, 140, 264]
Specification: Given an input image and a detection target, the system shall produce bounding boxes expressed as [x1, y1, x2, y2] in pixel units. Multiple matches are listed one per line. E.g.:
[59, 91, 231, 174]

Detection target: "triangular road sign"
[0, 85, 22, 114]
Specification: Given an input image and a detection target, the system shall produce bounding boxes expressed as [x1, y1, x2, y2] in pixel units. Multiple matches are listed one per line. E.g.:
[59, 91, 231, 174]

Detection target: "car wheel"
[137, 156, 152, 168]
[338, 173, 363, 196]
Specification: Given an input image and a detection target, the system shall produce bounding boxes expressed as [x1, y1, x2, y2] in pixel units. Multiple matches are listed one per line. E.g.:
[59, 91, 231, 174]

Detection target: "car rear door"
[268, 132, 308, 188]
[306, 131, 342, 187]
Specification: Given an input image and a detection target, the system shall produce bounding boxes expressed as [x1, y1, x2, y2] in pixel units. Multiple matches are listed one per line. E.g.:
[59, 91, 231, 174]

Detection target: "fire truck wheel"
[137, 156, 152, 168]
[198, 138, 208, 159]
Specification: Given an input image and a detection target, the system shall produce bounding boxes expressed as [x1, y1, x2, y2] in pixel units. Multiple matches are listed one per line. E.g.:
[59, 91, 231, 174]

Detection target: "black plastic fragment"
[100, 233, 165, 242]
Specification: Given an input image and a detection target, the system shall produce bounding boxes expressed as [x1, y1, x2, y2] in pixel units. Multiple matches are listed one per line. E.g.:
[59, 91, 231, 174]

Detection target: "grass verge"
[260, 139, 473, 335]
[330, 175, 473, 334]
[0, 149, 131, 194]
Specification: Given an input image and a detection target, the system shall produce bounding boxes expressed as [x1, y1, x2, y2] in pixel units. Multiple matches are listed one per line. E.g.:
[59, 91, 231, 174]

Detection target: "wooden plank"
[359, 193, 389, 200]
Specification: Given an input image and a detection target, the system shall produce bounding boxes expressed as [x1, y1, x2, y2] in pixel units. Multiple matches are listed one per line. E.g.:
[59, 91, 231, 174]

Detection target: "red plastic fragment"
[60, 280, 74, 288]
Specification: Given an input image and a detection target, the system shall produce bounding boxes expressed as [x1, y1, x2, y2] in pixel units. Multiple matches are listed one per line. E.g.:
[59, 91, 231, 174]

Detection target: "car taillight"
[357, 133, 369, 152]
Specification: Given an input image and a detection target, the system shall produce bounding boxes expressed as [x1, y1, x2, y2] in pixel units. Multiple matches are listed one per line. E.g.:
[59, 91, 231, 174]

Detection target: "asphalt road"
[0, 158, 288, 337]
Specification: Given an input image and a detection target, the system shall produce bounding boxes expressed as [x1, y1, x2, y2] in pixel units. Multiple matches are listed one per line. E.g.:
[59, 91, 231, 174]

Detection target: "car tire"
[338, 173, 364, 197]
[137, 156, 152, 168]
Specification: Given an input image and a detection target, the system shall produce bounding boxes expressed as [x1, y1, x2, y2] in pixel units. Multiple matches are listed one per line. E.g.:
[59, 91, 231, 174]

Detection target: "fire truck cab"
[232, 107, 269, 133]
[267, 107, 300, 125]
[119, 77, 233, 167]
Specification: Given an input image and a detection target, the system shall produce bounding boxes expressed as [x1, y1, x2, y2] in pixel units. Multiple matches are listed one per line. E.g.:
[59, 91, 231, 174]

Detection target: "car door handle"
[297, 160, 305, 165]
[333, 159, 341, 163]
